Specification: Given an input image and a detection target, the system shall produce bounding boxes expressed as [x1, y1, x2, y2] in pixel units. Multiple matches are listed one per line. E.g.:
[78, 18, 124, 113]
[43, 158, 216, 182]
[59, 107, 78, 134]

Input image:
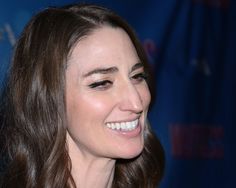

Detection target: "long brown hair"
[0, 4, 164, 188]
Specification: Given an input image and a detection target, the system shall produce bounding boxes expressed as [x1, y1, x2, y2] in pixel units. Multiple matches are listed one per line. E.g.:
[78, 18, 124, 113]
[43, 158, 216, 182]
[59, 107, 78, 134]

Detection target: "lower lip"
[108, 123, 142, 138]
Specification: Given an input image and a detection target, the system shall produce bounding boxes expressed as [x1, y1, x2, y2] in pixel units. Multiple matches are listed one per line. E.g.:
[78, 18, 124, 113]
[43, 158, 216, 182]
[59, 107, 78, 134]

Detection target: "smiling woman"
[66, 26, 151, 163]
[0, 3, 164, 188]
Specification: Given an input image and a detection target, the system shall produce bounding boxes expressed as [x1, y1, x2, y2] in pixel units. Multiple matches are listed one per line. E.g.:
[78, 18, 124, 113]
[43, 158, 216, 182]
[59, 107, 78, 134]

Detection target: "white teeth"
[106, 119, 138, 131]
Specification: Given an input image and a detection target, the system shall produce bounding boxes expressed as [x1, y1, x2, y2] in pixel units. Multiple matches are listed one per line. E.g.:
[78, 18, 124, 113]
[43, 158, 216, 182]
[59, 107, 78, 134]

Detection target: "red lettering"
[170, 124, 224, 159]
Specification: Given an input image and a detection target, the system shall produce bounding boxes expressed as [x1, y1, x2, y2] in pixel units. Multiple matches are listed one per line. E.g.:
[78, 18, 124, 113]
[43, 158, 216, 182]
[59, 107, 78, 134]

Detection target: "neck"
[71, 157, 115, 188]
[67, 134, 116, 188]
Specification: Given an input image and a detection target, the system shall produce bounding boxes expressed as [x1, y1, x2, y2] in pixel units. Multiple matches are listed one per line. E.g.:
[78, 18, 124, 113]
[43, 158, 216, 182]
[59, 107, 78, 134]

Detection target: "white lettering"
[4, 23, 16, 46]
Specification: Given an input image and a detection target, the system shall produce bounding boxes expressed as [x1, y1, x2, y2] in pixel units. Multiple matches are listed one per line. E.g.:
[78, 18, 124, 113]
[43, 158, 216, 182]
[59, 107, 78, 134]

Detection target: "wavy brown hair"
[0, 4, 164, 188]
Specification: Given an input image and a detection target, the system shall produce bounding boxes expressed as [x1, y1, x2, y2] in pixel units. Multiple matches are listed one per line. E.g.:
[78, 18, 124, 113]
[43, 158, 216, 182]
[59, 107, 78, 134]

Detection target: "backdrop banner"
[1, 0, 235, 187]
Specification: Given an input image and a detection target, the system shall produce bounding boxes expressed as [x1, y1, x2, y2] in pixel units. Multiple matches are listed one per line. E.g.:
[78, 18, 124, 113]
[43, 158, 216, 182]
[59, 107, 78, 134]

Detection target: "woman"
[0, 4, 164, 188]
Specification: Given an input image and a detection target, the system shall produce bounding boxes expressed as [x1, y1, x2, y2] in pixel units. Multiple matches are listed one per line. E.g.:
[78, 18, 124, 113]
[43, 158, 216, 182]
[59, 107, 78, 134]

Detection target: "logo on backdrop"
[143, 39, 158, 65]
[170, 124, 224, 159]
[191, 58, 211, 76]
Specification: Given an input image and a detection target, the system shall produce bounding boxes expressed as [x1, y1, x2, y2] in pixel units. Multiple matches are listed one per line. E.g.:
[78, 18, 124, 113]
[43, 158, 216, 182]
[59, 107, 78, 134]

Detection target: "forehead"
[67, 26, 140, 73]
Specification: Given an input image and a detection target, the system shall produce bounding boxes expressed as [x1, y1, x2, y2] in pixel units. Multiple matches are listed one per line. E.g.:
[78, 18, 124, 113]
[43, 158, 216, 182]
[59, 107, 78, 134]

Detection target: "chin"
[117, 143, 144, 159]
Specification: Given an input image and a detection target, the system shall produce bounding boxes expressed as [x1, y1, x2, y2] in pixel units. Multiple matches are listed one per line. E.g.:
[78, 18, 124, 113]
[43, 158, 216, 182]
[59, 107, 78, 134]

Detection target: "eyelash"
[88, 80, 112, 90]
[88, 72, 148, 90]
[131, 72, 148, 83]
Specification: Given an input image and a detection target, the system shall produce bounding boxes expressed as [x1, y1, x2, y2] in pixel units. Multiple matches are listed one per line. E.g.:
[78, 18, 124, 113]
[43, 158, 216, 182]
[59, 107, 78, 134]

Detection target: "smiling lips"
[106, 119, 139, 131]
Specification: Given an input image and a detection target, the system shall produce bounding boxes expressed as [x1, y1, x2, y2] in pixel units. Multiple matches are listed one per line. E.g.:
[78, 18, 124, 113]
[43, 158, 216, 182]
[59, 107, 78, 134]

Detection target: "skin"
[65, 26, 151, 188]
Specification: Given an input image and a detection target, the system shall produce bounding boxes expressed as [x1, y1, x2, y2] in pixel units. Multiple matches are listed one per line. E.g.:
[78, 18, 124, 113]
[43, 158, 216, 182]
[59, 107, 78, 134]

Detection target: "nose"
[118, 82, 143, 113]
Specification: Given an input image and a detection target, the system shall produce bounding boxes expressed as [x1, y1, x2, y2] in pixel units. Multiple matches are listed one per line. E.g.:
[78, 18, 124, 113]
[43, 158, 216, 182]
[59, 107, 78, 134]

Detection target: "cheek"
[66, 91, 112, 127]
[139, 84, 151, 109]
[65, 92, 112, 150]
[79, 93, 112, 114]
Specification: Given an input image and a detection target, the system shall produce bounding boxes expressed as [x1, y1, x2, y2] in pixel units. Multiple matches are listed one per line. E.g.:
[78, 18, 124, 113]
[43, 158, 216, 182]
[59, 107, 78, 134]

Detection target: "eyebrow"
[131, 62, 144, 72]
[83, 67, 118, 78]
[83, 62, 144, 78]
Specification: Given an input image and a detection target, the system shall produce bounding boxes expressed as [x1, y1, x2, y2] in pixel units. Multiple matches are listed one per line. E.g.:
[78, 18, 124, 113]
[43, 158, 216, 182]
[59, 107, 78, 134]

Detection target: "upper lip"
[106, 117, 140, 124]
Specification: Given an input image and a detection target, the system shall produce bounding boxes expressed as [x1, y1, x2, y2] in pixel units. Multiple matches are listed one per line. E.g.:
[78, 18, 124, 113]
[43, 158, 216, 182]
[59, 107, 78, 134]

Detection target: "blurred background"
[0, 0, 235, 187]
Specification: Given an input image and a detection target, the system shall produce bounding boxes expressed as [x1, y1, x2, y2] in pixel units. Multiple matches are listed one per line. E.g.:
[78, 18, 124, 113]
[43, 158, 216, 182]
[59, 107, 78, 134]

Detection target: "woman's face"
[65, 26, 151, 159]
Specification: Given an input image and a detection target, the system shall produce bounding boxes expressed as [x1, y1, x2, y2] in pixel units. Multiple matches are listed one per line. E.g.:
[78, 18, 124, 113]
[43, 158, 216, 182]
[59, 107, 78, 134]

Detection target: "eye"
[88, 80, 113, 90]
[131, 72, 148, 84]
